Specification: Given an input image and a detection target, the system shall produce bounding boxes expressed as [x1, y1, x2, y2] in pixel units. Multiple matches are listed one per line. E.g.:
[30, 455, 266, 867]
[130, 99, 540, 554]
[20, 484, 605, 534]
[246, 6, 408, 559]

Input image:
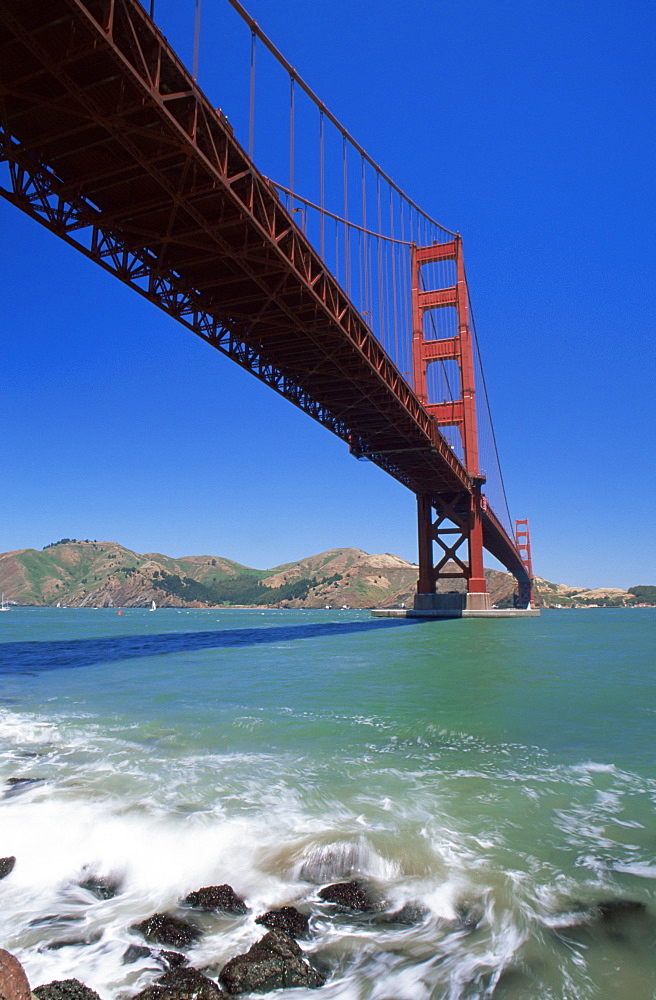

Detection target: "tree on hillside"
[628, 585, 656, 603]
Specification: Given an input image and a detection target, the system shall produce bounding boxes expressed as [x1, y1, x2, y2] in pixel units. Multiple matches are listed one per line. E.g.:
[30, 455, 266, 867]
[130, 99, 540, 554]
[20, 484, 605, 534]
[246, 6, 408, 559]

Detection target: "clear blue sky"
[1, 0, 654, 589]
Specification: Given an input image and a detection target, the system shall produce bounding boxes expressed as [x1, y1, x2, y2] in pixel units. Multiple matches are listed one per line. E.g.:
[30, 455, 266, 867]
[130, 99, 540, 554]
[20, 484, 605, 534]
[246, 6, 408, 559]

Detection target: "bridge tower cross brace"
[411, 236, 490, 612]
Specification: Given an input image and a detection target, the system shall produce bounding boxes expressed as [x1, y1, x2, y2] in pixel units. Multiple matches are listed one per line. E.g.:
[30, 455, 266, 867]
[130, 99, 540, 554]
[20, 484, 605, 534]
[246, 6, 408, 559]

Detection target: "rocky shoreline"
[2, 851, 654, 1000]
[0, 855, 416, 1000]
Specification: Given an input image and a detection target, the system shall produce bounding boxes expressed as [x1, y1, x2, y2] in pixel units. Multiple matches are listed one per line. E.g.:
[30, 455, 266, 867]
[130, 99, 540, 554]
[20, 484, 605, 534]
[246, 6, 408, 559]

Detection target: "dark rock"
[33, 980, 102, 1000]
[0, 949, 32, 1000]
[553, 898, 652, 947]
[0, 856, 16, 880]
[181, 885, 248, 915]
[377, 902, 428, 926]
[29, 915, 85, 928]
[298, 843, 363, 884]
[122, 944, 152, 965]
[133, 967, 226, 1000]
[254, 906, 310, 938]
[455, 900, 485, 930]
[132, 914, 202, 948]
[594, 899, 647, 922]
[42, 933, 102, 951]
[219, 929, 325, 994]
[158, 952, 190, 969]
[4, 778, 45, 798]
[78, 875, 121, 900]
[318, 879, 381, 912]
[557, 898, 648, 930]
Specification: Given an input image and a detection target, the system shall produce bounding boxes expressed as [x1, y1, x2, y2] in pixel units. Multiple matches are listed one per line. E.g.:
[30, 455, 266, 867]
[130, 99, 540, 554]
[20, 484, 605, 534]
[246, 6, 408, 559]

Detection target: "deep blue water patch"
[0, 617, 427, 674]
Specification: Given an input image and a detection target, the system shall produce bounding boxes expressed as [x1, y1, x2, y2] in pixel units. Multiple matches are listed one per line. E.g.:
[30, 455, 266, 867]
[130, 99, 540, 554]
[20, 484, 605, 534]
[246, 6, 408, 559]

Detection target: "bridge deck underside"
[0, 0, 526, 583]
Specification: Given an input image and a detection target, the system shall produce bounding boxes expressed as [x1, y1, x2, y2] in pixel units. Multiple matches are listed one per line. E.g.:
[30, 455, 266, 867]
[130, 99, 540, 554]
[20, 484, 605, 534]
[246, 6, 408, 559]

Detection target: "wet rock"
[0, 949, 32, 1000]
[254, 906, 309, 938]
[158, 952, 190, 969]
[553, 897, 652, 947]
[0, 856, 16, 880]
[42, 932, 102, 951]
[181, 885, 248, 915]
[133, 967, 225, 1000]
[219, 929, 325, 994]
[594, 899, 647, 922]
[455, 900, 485, 930]
[4, 778, 45, 798]
[376, 902, 428, 926]
[298, 843, 363, 884]
[122, 944, 152, 965]
[132, 914, 202, 948]
[33, 981, 102, 1000]
[78, 875, 121, 900]
[28, 915, 85, 928]
[318, 879, 381, 912]
[557, 898, 647, 929]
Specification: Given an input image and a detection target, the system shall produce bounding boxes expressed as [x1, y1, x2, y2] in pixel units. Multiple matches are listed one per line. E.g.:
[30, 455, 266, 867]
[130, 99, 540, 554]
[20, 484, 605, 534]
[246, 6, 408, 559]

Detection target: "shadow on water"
[0, 617, 430, 674]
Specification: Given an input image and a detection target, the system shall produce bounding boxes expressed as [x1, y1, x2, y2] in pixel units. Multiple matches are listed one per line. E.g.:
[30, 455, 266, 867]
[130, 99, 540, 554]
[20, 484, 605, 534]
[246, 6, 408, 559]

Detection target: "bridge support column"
[466, 479, 490, 610]
[514, 519, 535, 609]
[414, 490, 490, 612]
[416, 494, 436, 597]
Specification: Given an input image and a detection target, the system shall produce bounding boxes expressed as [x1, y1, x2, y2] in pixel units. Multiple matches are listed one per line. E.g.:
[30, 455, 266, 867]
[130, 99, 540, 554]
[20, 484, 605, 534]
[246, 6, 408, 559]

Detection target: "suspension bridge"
[0, 0, 537, 617]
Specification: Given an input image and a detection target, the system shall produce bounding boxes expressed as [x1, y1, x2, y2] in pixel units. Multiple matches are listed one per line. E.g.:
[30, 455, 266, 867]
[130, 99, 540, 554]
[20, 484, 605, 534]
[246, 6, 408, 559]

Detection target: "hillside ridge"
[0, 540, 647, 609]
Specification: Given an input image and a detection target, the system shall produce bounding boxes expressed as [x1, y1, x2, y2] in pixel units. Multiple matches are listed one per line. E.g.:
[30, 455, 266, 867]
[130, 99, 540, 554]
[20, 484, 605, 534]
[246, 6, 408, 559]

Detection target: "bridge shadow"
[0, 617, 431, 675]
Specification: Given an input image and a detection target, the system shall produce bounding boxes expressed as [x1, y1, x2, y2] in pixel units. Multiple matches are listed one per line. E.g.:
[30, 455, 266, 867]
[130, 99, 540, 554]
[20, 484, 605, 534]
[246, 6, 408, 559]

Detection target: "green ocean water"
[1, 607, 655, 998]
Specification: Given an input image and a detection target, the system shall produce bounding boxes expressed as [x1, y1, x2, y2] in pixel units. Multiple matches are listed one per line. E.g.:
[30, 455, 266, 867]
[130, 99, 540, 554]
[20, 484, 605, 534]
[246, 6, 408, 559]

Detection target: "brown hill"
[0, 540, 637, 609]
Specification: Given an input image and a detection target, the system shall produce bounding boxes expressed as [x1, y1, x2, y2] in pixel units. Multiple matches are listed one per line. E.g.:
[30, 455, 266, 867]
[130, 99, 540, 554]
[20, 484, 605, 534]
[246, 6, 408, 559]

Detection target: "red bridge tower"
[411, 236, 490, 612]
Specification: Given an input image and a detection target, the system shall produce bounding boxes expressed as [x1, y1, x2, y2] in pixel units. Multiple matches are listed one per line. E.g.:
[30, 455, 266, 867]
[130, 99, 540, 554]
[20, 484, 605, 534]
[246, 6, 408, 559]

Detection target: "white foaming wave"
[612, 861, 656, 879]
[1, 791, 309, 993]
[1, 790, 304, 910]
[439, 912, 527, 1000]
[572, 761, 617, 774]
[0, 707, 64, 747]
[369, 956, 436, 1000]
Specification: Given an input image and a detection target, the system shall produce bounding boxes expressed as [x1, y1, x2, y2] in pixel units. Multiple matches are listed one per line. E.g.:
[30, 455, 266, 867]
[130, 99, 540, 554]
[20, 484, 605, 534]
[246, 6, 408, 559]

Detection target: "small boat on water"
[150, 600, 157, 611]
[0, 593, 10, 612]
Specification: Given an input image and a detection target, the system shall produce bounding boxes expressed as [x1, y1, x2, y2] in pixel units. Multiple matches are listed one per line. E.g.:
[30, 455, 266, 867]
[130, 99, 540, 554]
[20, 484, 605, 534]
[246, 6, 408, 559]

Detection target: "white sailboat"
[0, 594, 10, 612]
[150, 600, 157, 611]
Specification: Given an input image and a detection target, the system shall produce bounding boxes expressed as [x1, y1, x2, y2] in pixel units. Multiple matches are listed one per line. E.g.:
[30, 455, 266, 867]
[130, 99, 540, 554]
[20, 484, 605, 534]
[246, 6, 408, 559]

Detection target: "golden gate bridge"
[0, 0, 536, 617]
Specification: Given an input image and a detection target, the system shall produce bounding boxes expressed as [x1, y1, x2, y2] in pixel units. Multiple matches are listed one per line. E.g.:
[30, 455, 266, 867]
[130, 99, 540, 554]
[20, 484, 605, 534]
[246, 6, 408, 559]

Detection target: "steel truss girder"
[0, 136, 429, 496]
[0, 0, 468, 495]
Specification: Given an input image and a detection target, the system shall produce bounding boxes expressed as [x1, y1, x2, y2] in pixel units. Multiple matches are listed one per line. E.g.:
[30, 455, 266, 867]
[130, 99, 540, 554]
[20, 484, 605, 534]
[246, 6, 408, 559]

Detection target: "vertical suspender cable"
[248, 30, 256, 158]
[361, 156, 370, 321]
[289, 77, 295, 212]
[376, 171, 385, 348]
[399, 200, 409, 380]
[149, 1, 155, 19]
[343, 135, 350, 297]
[319, 111, 325, 262]
[192, 0, 201, 81]
[389, 188, 399, 366]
